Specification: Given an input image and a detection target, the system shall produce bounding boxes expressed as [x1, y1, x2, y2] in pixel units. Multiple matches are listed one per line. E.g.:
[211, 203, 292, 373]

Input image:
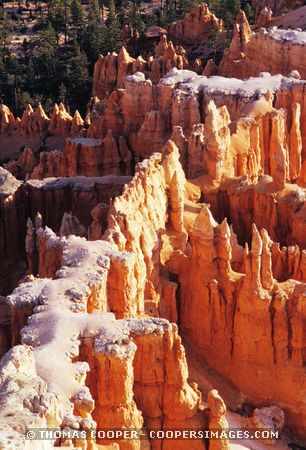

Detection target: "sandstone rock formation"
[219, 12, 306, 79]
[224, 10, 252, 62]
[0, 296, 12, 358]
[168, 3, 222, 45]
[92, 3, 220, 99]
[207, 390, 230, 450]
[59, 212, 88, 238]
[256, 6, 273, 27]
[4, 146, 37, 180]
[1, 153, 205, 448]
[251, 0, 300, 18]
[0, 168, 26, 295]
[92, 36, 197, 100]
[87, 68, 306, 192]
[0, 169, 131, 294]
[251, 406, 285, 435]
[7, 66, 306, 193]
[178, 207, 306, 439]
[0, 8, 306, 449]
[31, 134, 132, 179]
[0, 103, 16, 134]
[1, 135, 305, 447]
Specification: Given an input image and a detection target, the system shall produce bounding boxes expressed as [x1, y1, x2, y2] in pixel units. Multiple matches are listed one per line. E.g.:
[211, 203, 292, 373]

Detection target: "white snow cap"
[160, 68, 304, 98]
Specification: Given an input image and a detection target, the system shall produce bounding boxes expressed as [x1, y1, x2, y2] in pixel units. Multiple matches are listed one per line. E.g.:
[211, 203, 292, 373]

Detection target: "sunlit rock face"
[219, 11, 306, 79]
[0, 7, 306, 448]
[1, 139, 306, 447]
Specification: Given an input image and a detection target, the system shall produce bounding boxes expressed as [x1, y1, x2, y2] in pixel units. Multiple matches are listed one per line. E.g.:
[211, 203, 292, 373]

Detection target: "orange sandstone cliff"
[1, 138, 305, 447]
[218, 10, 306, 79]
[0, 8, 305, 449]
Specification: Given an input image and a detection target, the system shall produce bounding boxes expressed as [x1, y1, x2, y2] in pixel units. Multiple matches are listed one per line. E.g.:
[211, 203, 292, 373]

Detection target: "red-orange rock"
[178, 199, 306, 440]
[0, 104, 16, 133]
[92, 37, 192, 99]
[31, 134, 132, 179]
[168, 3, 222, 45]
[219, 12, 306, 79]
[270, 110, 288, 190]
[256, 6, 273, 27]
[20, 103, 49, 136]
[1, 9, 306, 447]
[207, 390, 230, 450]
[252, 0, 299, 18]
[4, 147, 37, 180]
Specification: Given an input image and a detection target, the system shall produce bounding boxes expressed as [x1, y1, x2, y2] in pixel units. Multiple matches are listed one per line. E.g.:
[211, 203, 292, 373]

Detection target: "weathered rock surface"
[4, 147, 37, 180]
[101, 145, 186, 318]
[177, 203, 306, 440]
[219, 12, 306, 79]
[256, 6, 273, 27]
[207, 390, 230, 450]
[251, 0, 300, 18]
[213, 176, 306, 249]
[0, 170, 130, 294]
[91, 5, 221, 100]
[1, 180, 204, 448]
[31, 134, 132, 179]
[92, 38, 194, 100]
[0, 344, 62, 449]
[0, 168, 27, 295]
[2, 143, 305, 446]
[168, 3, 222, 45]
[88, 69, 306, 190]
[0, 11, 306, 448]
[0, 296, 12, 358]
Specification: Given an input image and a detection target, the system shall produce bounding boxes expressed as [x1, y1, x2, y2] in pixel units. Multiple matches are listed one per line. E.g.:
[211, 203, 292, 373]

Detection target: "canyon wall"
[3, 68, 306, 301]
[31, 134, 133, 179]
[86, 69, 306, 189]
[0, 150, 210, 449]
[1, 137, 305, 447]
[213, 176, 306, 249]
[7, 61, 306, 191]
[219, 11, 306, 79]
[98, 143, 186, 318]
[177, 209, 306, 438]
[0, 28, 305, 447]
[92, 4, 221, 100]
[0, 169, 130, 295]
[0, 169, 27, 295]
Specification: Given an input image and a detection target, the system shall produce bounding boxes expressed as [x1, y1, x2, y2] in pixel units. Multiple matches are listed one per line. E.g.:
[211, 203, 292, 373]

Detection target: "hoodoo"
[0, 1, 305, 449]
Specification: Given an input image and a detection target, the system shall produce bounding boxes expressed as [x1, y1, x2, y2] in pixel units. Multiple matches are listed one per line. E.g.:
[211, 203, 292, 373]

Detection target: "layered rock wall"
[0, 170, 130, 294]
[31, 134, 132, 179]
[0, 15, 306, 447]
[0, 169, 28, 295]
[99, 143, 186, 318]
[1, 143, 306, 446]
[219, 13, 306, 79]
[0, 296, 12, 357]
[176, 206, 306, 438]
[92, 38, 197, 101]
[0, 152, 204, 448]
[167, 3, 222, 45]
[88, 69, 306, 186]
